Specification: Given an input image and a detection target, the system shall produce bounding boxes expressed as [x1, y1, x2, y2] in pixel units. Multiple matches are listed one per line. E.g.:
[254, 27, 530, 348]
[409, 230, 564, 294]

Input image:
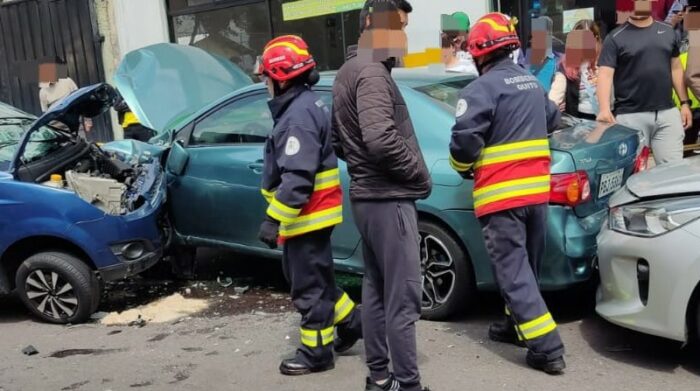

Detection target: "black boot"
[334, 325, 362, 353]
[279, 357, 334, 376]
[488, 320, 525, 347]
[526, 351, 566, 375]
[365, 374, 400, 391]
[335, 304, 363, 353]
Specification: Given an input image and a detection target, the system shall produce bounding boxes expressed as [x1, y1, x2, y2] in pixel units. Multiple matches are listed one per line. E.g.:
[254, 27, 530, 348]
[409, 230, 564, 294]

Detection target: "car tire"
[15, 252, 99, 324]
[419, 220, 476, 321]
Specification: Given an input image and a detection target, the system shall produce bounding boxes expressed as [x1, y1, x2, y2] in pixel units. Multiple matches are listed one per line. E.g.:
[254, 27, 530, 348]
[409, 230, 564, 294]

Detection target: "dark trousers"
[352, 200, 423, 391]
[124, 124, 154, 142]
[282, 228, 361, 367]
[479, 204, 565, 360]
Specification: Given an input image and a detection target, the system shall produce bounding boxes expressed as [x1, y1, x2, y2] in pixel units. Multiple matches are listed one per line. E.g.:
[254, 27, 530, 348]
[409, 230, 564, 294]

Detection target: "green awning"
[282, 0, 365, 22]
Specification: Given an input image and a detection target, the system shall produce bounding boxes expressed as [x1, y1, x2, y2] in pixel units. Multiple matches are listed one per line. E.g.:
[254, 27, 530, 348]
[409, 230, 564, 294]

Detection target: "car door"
[167, 91, 272, 248]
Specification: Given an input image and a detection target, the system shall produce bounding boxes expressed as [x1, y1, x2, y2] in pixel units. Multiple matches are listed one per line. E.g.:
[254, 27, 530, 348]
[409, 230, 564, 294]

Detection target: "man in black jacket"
[332, 1, 432, 390]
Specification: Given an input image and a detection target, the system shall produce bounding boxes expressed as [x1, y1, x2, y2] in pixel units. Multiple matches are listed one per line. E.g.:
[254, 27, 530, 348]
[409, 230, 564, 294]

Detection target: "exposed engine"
[46, 144, 160, 215]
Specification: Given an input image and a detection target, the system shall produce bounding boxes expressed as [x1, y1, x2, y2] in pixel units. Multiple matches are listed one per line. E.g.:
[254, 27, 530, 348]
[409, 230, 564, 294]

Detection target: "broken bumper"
[98, 246, 163, 282]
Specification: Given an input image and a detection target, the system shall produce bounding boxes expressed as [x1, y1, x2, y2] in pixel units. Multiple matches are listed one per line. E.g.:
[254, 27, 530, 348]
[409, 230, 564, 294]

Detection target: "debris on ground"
[90, 312, 109, 321]
[217, 276, 234, 288]
[233, 285, 250, 295]
[100, 293, 209, 326]
[128, 315, 147, 328]
[21, 345, 38, 356]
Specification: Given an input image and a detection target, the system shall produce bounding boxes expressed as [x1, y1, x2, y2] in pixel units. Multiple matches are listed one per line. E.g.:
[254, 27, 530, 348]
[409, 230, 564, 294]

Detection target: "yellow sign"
[282, 0, 366, 22]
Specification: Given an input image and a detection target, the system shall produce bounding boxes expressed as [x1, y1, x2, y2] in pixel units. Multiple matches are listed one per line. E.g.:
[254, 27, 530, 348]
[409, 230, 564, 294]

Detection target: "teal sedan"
[109, 44, 644, 320]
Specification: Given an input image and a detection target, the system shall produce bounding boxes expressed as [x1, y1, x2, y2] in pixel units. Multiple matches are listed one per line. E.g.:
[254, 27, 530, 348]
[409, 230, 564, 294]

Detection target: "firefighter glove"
[258, 216, 280, 249]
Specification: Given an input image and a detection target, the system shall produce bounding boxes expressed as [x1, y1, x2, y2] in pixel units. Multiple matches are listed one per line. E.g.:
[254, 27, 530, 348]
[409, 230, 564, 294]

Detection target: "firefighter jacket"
[262, 84, 343, 240]
[449, 57, 561, 218]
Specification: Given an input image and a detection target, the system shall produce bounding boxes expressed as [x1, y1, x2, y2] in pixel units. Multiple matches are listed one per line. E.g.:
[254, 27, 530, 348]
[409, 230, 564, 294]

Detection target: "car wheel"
[15, 252, 99, 324]
[419, 220, 476, 320]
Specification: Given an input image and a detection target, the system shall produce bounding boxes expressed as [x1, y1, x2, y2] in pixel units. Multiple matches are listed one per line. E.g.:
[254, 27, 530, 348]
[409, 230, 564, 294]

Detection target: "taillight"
[634, 146, 651, 173]
[550, 171, 591, 207]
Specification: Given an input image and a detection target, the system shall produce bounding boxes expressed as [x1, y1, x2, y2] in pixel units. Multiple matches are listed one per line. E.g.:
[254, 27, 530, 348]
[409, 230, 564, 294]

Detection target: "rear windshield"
[413, 79, 472, 109]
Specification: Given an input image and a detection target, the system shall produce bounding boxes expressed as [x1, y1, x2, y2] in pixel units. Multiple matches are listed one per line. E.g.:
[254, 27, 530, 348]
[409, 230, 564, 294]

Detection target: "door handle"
[248, 160, 264, 174]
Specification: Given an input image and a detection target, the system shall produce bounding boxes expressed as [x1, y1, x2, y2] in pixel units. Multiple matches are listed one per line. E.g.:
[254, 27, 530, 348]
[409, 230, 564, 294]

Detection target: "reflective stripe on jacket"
[673, 51, 700, 109]
[449, 58, 561, 218]
[262, 85, 343, 240]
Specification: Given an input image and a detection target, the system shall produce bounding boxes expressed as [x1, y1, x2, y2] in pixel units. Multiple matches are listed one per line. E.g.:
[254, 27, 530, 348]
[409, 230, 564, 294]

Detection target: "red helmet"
[256, 35, 316, 82]
[467, 13, 521, 59]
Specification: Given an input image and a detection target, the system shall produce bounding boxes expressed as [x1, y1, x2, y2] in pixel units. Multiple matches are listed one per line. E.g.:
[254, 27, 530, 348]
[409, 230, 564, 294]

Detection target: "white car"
[596, 156, 700, 343]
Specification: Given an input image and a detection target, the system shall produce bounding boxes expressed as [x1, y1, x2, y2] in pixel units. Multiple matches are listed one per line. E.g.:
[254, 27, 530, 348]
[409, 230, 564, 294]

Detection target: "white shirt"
[39, 78, 78, 112]
[448, 51, 479, 76]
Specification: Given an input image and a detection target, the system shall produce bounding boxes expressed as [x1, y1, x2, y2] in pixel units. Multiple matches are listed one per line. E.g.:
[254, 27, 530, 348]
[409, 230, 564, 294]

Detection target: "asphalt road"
[1, 250, 699, 391]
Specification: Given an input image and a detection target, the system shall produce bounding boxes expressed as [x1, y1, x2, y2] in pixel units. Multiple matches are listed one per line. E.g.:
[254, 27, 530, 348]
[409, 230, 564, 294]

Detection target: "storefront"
[166, 0, 364, 75]
[493, 0, 617, 46]
[164, 0, 491, 75]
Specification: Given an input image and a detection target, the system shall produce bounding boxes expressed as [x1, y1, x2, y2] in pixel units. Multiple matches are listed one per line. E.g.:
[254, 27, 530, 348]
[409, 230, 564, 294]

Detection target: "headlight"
[610, 197, 700, 237]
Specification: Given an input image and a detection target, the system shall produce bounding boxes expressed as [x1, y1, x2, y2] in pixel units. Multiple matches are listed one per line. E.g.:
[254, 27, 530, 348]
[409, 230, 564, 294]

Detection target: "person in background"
[682, 1, 700, 147]
[616, 0, 675, 23]
[549, 19, 605, 120]
[440, 12, 478, 75]
[441, 32, 478, 74]
[38, 58, 92, 137]
[525, 16, 562, 92]
[113, 96, 154, 142]
[598, 0, 692, 164]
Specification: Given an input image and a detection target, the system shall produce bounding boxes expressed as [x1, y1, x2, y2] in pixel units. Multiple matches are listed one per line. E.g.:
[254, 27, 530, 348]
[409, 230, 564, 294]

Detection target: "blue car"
[0, 84, 166, 324]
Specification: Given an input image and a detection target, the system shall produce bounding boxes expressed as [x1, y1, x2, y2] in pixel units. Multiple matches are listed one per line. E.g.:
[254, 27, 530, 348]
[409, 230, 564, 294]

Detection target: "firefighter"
[255, 35, 362, 376]
[449, 13, 566, 374]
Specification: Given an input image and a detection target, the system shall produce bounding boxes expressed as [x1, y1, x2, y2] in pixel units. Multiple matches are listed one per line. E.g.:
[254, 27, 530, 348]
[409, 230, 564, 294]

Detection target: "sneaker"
[279, 357, 334, 376]
[526, 352, 566, 375]
[488, 321, 525, 347]
[365, 374, 400, 391]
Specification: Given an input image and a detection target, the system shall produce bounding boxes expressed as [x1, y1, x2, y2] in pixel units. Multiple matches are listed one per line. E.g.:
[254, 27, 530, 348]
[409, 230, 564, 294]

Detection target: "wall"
[405, 0, 491, 53]
[94, 0, 169, 139]
[113, 0, 169, 57]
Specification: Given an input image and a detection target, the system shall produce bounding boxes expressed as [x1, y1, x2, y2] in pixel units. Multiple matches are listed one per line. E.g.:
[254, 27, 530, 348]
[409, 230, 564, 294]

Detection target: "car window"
[190, 94, 273, 145]
[413, 80, 471, 110]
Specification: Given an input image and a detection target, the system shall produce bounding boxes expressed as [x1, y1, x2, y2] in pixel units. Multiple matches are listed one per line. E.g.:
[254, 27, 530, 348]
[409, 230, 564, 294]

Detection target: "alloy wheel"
[420, 233, 457, 311]
[24, 269, 78, 320]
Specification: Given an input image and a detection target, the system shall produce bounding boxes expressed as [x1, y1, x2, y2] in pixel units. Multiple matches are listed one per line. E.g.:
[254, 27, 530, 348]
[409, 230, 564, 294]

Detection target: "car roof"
[169, 67, 472, 131]
[318, 67, 475, 88]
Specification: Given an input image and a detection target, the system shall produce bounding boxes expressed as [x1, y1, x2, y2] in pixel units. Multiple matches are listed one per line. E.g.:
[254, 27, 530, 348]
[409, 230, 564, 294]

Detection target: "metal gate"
[0, 0, 112, 141]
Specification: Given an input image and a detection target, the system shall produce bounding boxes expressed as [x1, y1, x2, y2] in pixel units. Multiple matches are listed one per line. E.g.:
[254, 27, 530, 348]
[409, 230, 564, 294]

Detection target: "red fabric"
[472, 157, 551, 218]
[299, 185, 342, 216]
[473, 157, 551, 190]
[476, 196, 550, 218]
[615, 0, 674, 21]
[278, 185, 343, 243]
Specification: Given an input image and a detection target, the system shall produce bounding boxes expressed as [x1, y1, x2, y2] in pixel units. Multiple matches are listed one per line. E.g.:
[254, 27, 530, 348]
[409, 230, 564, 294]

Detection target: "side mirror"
[166, 140, 189, 176]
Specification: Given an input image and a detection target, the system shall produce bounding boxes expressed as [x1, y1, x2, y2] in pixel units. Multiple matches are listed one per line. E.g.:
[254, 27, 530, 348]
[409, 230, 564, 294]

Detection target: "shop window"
[269, 0, 361, 71]
[170, 1, 272, 76]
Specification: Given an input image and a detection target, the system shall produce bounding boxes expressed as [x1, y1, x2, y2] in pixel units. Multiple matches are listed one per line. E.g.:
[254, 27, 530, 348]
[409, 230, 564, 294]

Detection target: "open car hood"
[114, 43, 253, 135]
[11, 83, 116, 172]
[0, 101, 34, 119]
[625, 156, 700, 198]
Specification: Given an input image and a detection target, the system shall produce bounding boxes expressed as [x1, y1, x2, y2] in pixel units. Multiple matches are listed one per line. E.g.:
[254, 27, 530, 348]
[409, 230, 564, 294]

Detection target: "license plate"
[598, 169, 624, 198]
